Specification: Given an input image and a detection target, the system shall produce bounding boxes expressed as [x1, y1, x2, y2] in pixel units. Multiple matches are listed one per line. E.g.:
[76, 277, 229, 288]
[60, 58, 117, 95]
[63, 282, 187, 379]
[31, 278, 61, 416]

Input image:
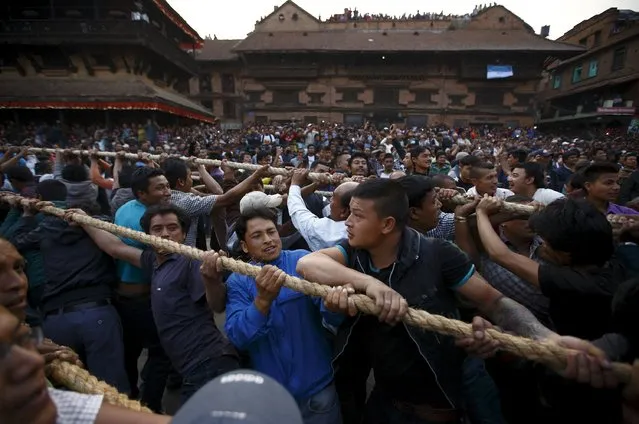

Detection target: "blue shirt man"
[114, 199, 148, 283]
[223, 209, 343, 424]
[226, 250, 343, 398]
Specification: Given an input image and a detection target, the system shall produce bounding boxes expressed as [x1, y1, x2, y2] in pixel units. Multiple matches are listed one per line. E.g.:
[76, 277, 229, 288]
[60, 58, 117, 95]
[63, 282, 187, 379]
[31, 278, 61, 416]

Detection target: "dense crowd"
[323, 4, 497, 23]
[2, 117, 639, 424]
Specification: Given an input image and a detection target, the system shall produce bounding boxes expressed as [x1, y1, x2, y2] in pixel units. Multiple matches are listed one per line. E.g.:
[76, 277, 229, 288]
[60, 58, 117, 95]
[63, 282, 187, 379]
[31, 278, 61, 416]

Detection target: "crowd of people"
[1, 117, 639, 424]
[323, 4, 497, 22]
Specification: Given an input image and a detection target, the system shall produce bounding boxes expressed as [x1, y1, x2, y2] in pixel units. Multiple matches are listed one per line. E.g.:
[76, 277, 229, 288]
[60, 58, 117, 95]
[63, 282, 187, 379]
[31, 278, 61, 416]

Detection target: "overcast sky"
[166, 0, 636, 41]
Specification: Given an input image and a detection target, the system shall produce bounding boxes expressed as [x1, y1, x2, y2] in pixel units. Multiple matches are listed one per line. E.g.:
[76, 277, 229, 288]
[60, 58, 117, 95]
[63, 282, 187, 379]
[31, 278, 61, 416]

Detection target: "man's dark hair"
[397, 176, 436, 208]
[61, 164, 88, 182]
[310, 160, 331, 171]
[131, 167, 165, 199]
[235, 208, 278, 242]
[410, 146, 430, 159]
[469, 161, 495, 179]
[459, 155, 480, 167]
[582, 162, 620, 185]
[5, 165, 34, 183]
[161, 158, 189, 189]
[36, 179, 67, 201]
[140, 203, 191, 235]
[529, 198, 613, 266]
[432, 174, 456, 188]
[256, 151, 271, 164]
[351, 179, 409, 230]
[435, 150, 446, 159]
[118, 165, 135, 189]
[567, 173, 586, 191]
[348, 151, 368, 167]
[514, 162, 546, 189]
[564, 149, 581, 160]
[382, 153, 394, 161]
[508, 148, 528, 163]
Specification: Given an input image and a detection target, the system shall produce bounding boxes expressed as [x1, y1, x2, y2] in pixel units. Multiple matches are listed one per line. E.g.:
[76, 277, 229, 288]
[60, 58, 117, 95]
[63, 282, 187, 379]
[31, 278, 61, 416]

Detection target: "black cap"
[171, 370, 303, 424]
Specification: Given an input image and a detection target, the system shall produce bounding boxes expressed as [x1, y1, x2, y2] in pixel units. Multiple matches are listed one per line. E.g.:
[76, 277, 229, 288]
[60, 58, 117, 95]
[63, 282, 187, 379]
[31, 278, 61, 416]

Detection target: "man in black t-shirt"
[297, 179, 618, 424]
[475, 195, 626, 423]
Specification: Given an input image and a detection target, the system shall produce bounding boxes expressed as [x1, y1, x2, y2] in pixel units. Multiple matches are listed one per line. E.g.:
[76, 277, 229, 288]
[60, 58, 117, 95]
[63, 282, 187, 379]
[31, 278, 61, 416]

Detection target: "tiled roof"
[197, 39, 242, 61]
[233, 29, 584, 54]
[0, 77, 213, 116]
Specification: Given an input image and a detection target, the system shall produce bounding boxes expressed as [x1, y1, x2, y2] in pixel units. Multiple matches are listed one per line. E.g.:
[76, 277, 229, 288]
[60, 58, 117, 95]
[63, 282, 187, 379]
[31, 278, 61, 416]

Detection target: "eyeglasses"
[0, 325, 44, 360]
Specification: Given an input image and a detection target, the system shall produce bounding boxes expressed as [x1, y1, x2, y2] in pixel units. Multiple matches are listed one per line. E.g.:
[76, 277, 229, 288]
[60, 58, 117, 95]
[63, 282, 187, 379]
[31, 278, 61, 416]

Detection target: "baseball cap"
[171, 370, 303, 424]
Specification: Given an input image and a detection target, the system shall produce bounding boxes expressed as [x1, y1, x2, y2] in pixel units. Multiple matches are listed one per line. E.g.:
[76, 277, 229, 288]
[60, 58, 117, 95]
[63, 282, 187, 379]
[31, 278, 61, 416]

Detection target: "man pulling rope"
[0, 192, 633, 384]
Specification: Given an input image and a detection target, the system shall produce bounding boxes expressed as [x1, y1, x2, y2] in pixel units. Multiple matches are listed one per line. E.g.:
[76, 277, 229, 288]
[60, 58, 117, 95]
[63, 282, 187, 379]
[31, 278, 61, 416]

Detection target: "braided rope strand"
[48, 360, 152, 412]
[0, 193, 631, 384]
[9, 147, 353, 185]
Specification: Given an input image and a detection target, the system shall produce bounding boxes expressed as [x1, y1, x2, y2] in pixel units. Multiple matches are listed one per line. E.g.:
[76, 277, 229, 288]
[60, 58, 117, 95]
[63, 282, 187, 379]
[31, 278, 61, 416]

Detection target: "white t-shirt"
[533, 188, 565, 205]
[466, 186, 514, 199]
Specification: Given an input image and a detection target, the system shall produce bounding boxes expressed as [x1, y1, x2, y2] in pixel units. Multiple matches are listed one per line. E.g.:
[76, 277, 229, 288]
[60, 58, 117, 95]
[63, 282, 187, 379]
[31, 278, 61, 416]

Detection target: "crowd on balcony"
[323, 3, 498, 22]
[2, 115, 639, 424]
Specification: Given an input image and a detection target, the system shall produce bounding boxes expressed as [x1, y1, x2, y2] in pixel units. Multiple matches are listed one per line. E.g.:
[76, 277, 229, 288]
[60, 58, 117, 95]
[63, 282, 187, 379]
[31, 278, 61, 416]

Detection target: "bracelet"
[454, 216, 467, 223]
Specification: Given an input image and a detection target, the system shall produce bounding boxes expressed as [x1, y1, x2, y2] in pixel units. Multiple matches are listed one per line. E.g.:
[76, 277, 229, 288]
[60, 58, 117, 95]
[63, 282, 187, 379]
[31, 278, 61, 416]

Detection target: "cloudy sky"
[167, 0, 636, 40]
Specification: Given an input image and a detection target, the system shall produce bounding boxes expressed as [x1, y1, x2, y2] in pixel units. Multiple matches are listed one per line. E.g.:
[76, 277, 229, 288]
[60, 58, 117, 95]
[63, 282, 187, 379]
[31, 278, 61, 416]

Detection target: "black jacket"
[620, 169, 639, 204]
[10, 214, 116, 312]
[333, 228, 467, 411]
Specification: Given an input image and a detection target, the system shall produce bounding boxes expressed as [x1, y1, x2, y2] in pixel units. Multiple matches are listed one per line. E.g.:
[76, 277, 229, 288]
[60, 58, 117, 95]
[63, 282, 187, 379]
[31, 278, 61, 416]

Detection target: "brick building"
[537, 8, 639, 131]
[194, 1, 582, 128]
[0, 0, 214, 125]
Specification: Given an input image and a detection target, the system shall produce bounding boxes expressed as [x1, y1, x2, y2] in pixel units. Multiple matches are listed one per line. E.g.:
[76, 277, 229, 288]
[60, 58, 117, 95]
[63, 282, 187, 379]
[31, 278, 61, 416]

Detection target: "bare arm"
[296, 247, 374, 291]
[202, 274, 227, 313]
[76, 221, 143, 268]
[111, 154, 124, 190]
[214, 167, 268, 208]
[95, 403, 170, 424]
[457, 275, 555, 340]
[197, 164, 223, 195]
[476, 209, 540, 287]
[0, 148, 26, 172]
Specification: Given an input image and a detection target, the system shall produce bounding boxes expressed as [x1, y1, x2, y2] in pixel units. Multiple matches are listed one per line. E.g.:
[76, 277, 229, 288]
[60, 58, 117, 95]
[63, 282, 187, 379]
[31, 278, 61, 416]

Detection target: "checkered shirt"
[171, 190, 218, 247]
[49, 388, 103, 424]
[480, 237, 551, 324]
[425, 212, 455, 241]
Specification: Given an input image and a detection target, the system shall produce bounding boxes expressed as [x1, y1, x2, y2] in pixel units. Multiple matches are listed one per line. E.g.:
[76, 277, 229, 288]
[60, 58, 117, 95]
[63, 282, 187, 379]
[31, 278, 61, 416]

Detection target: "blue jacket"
[224, 249, 343, 400]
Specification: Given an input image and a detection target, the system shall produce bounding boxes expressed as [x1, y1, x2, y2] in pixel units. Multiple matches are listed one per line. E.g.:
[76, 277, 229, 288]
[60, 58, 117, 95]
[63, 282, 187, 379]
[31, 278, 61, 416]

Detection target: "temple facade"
[194, 1, 583, 128]
[0, 0, 214, 124]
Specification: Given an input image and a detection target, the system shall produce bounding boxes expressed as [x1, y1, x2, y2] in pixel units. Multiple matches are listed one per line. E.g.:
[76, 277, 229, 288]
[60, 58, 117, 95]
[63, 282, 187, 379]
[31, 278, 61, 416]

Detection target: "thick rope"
[0, 193, 632, 384]
[48, 360, 152, 413]
[6, 146, 352, 185]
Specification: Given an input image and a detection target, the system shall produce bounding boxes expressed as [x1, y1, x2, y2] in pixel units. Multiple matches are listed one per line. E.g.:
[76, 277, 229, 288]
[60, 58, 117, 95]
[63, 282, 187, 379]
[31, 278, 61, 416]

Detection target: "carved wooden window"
[474, 89, 504, 107]
[272, 90, 299, 104]
[199, 75, 212, 92]
[340, 90, 360, 103]
[304, 116, 318, 124]
[413, 90, 436, 105]
[406, 115, 428, 128]
[246, 91, 262, 102]
[221, 73, 235, 93]
[223, 101, 236, 119]
[344, 114, 364, 125]
[374, 88, 398, 105]
[448, 94, 468, 107]
[308, 93, 324, 104]
[513, 93, 535, 107]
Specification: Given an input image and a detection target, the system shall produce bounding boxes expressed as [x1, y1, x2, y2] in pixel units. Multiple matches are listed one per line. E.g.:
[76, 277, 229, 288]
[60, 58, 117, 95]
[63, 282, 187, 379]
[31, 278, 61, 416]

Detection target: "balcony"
[0, 19, 199, 74]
